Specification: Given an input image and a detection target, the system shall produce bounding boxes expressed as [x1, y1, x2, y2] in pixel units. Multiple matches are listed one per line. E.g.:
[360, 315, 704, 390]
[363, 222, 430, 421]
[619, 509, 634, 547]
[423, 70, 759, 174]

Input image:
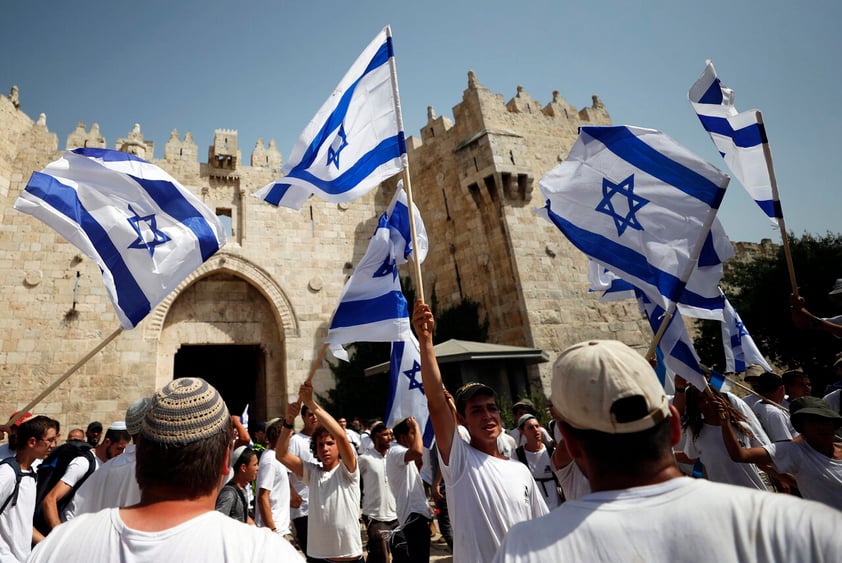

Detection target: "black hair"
[104, 428, 131, 445]
[17, 416, 59, 445]
[233, 447, 256, 472]
[265, 420, 282, 447]
[392, 418, 411, 441]
[309, 426, 333, 458]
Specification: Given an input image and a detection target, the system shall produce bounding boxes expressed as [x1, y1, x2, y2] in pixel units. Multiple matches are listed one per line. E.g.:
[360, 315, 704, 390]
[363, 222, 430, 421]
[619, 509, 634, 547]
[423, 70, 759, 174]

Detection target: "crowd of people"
[0, 295, 841, 561]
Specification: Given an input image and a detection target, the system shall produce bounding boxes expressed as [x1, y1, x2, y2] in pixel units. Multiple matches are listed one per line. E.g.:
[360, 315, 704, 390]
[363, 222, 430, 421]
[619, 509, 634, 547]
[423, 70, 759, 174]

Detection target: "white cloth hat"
[551, 340, 669, 434]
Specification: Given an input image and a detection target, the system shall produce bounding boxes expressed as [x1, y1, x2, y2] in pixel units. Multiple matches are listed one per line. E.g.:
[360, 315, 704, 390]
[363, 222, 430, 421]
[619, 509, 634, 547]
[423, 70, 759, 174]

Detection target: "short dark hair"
[232, 447, 256, 472]
[392, 418, 411, 441]
[369, 422, 388, 437]
[309, 426, 333, 458]
[17, 416, 59, 445]
[265, 420, 282, 447]
[104, 428, 131, 445]
[136, 417, 233, 499]
[561, 416, 673, 478]
[301, 404, 312, 417]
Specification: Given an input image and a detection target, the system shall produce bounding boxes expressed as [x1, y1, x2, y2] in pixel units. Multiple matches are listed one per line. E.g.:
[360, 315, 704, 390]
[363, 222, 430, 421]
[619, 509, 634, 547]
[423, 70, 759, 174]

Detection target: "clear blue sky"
[2, 0, 839, 243]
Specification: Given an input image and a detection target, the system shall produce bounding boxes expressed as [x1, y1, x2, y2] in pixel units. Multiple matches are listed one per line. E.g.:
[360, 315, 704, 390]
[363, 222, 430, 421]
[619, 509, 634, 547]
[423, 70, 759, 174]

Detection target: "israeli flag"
[689, 60, 781, 220]
[539, 125, 730, 315]
[721, 291, 772, 373]
[326, 185, 426, 360]
[14, 148, 226, 329]
[386, 337, 434, 447]
[255, 26, 406, 210]
[636, 289, 708, 391]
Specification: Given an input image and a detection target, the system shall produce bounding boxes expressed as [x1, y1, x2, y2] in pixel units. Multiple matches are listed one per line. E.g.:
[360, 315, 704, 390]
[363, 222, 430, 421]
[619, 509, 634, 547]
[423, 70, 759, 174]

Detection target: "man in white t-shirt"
[412, 301, 548, 563]
[358, 422, 398, 563]
[28, 377, 302, 563]
[719, 395, 842, 511]
[387, 416, 432, 563]
[0, 415, 57, 561]
[287, 403, 319, 555]
[751, 372, 797, 442]
[277, 383, 363, 562]
[255, 420, 291, 537]
[493, 340, 842, 563]
[0, 411, 34, 463]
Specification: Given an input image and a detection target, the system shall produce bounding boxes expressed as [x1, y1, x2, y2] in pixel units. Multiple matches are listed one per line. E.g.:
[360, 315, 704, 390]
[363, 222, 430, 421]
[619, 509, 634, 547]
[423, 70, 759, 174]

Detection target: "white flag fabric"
[14, 148, 226, 329]
[386, 336, 434, 447]
[636, 290, 708, 391]
[254, 26, 406, 210]
[689, 60, 781, 221]
[326, 186, 426, 360]
[721, 291, 772, 373]
[539, 125, 730, 315]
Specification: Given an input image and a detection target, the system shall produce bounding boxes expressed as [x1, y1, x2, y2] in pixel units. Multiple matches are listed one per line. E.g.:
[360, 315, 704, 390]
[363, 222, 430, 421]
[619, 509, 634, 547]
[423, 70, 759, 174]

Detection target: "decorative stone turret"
[250, 138, 282, 170]
[164, 129, 198, 163]
[65, 121, 107, 150]
[208, 128, 240, 177]
[115, 123, 154, 159]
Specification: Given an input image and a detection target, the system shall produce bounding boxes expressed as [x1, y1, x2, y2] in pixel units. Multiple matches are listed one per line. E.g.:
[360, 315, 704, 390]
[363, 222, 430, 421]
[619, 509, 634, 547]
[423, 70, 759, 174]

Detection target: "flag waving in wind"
[255, 26, 406, 210]
[14, 148, 226, 329]
[689, 60, 781, 221]
[326, 185, 426, 360]
[539, 126, 730, 315]
[721, 291, 771, 373]
[386, 336, 434, 447]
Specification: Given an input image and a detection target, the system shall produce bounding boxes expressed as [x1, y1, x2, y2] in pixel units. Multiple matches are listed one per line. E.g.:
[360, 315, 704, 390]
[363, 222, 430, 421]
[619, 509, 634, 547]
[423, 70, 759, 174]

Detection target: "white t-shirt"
[519, 445, 561, 510]
[27, 508, 303, 562]
[684, 423, 767, 490]
[60, 453, 100, 521]
[360, 432, 374, 455]
[765, 440, 842, 511]
[358, 451, 397, 521]
[386, 444, 431, 526]
[288, 432, 313, 519]
[726, 392, 771, 446]
[552, 460, 590, 501]
[441, 427, 548, 563]
[71, 444, 139, 517]
[302, 461, 362, 559]
[254, 448, 290, 534]
[492, 477, 842, 563]
[0, 461, 37, 562]
[822, 389, 840, 412]
[752, 402, 797, 442]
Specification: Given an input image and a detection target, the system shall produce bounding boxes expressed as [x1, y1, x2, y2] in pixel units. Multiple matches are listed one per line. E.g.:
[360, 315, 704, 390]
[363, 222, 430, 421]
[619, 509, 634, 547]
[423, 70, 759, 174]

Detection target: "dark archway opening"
[173, 344, 262, 423]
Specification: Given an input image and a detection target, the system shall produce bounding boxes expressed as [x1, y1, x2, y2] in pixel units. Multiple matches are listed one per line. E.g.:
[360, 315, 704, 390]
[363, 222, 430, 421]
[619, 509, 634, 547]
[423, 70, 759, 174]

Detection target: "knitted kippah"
[142, 378, 229, 446]
[125, 397, 153, 436]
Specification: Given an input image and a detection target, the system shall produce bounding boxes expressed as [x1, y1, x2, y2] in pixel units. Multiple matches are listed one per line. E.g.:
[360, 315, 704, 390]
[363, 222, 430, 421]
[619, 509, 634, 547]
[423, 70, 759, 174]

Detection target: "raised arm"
[403, 417, 424, 464]
[300, 382, 357, 473]
[715, 396, 771, 465]
[231, 415, 251, 448]
[276, 401, 304, 478]
[412, 300, 455, 465]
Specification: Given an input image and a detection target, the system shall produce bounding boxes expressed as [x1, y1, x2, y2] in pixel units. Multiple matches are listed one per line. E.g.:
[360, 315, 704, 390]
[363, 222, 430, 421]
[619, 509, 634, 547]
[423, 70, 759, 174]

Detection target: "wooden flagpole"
[8, 327, 124, 425]
[756, 111, 799, 297]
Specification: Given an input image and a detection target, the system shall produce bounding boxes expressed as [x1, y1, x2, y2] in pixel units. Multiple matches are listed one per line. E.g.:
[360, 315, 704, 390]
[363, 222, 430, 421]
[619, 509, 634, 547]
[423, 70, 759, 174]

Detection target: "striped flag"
[254, 26, 406, 210]
[721, 291, 771, 373]
[15, 148, 226, 329]
[689, 60, 781, 220]
[540, 125, 730, 316]
[386, 336, 434, 447]
[326, 186, 426, 360]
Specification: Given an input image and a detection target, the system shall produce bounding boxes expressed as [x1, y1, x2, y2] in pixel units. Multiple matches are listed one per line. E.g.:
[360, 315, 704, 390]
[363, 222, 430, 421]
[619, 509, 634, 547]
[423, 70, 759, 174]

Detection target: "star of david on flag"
[690, 60, 782, 221]
[539, 125, 730, 315]
[254, 26, 406, 210]
[721, 291, 771, 373]
[386, 336, 434, 447]
[14, 148, 226, 329]
[326, 185, 427, 361]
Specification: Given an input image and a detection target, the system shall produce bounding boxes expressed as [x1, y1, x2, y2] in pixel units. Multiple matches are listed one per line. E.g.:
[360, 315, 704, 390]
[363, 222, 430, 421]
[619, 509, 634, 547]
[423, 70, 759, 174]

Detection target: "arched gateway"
[146, 252, 298, 425]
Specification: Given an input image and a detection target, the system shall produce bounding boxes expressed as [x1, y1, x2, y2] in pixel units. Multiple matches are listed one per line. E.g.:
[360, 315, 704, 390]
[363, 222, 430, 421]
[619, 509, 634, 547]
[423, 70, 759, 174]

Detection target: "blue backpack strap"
[0, 456, 33, 515]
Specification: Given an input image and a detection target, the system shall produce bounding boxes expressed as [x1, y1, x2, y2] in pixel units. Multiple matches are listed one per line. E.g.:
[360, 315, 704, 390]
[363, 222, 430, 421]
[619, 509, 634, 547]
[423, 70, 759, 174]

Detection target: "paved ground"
[429, 532, 453, 562]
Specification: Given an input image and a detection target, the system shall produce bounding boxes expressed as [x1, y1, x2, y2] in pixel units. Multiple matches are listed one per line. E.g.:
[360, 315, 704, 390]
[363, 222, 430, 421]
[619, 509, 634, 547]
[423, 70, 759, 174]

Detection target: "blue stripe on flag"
[285, 41, 393, 176]
[385, 340, 403, 420]
[545, 201, 686, 304]
[261, 182, 295, 206]
[582, 126, 726, 209]
[330, 290, 409, 329]
[24, 172, 151, 325]
[760, 199, 783, 218]
[696, 115, 767, 147]
[698, 78, 724, 105]
[709, 370, 727, 391]
[127, 176, 221, 261]
[697, 231, 719, 267]
[71, 147, 147, 163]
[283, 135, 405, 194]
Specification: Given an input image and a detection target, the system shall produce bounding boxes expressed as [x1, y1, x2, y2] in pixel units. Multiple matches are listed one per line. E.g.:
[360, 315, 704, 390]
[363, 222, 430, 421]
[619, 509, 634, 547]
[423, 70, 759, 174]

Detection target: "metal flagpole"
[8, 327, 124, 425]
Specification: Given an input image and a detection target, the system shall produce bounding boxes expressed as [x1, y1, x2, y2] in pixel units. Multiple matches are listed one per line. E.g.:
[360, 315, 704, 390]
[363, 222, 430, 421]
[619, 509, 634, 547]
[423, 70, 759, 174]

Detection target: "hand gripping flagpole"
[755, 111, 799, 297]
[8, 327, 124, 425]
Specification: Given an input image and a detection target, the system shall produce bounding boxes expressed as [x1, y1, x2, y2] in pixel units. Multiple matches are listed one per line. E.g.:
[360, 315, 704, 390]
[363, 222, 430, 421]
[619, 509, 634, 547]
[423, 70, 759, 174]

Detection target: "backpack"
[0, 456, 35, 516]
[514, 443, 562, 499]
[33, 440, 96, 535]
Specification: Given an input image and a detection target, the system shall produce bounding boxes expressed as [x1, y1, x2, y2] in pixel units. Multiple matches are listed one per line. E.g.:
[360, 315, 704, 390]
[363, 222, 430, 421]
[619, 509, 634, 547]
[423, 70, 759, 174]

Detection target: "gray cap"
[125, 397, 153, 436]
[142, 378, 229, 446]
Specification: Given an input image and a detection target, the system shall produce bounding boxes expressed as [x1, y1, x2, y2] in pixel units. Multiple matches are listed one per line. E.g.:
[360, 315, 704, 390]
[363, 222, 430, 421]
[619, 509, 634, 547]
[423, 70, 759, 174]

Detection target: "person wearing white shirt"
[358, 423, 398, 563]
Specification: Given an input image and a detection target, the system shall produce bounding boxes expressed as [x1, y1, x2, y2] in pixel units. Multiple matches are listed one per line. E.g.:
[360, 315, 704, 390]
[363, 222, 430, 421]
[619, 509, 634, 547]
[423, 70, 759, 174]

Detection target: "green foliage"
[693, 232, 842, 390]
[498, 390, 553, 429]
[432, 298, 489, 344]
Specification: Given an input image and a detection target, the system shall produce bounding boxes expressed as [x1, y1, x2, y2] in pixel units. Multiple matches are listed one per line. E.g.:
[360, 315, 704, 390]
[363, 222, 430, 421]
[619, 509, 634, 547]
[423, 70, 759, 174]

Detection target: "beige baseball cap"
[551, 340, 669, 434]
